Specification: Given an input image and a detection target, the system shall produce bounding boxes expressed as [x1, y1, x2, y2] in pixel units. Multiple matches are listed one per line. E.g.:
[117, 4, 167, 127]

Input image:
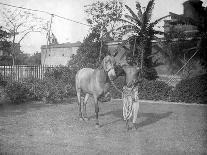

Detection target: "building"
[41, 41, 128, 66]
[164, 0, 206, 34]
[41, 42, 81, 66]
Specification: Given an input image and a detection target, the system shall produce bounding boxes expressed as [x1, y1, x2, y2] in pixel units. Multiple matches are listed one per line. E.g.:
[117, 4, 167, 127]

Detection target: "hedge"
[109, 77, 172, 101]
[5, 81, 31, 104]
[3, 66, 207, 104]
[170, 73, 207, 104]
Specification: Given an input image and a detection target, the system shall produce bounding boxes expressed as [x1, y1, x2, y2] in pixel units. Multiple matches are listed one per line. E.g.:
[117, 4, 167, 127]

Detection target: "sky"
[0, 0, 206, 54]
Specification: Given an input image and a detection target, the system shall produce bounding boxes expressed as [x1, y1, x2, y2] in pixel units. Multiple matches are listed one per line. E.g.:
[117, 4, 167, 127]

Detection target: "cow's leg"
[83, 93, 89, 121]
[132, 100, 139, 129]
[76, 89, 83, 120]
[94, 95, 100, 128]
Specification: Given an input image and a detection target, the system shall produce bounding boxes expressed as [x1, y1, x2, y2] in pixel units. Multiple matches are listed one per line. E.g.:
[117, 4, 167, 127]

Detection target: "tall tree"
[117, 0, 169, 80]
[85, 0, 123, 61]
[0, 8, 46, 65]
[68, 31, 108, 71]
[0, 27, 12, 65]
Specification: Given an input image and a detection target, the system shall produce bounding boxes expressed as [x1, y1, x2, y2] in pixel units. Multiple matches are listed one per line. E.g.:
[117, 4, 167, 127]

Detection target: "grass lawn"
[0, 98, 207, 154]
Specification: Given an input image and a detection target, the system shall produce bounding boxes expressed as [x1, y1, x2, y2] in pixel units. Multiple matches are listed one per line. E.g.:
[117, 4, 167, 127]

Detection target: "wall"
[41, 42, 81, 66]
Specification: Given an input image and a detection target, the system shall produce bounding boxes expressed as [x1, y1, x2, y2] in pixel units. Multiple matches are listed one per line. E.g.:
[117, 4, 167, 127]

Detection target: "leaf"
[125, 4, 139, 22]
[124, 14, 142, 26]
[142, 0, 155, 26]
[136, 2, 142, 20]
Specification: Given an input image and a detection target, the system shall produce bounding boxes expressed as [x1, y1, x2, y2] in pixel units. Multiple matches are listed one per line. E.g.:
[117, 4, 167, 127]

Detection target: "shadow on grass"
[89, 109, 173, 128]
[135, 112, 173, 129]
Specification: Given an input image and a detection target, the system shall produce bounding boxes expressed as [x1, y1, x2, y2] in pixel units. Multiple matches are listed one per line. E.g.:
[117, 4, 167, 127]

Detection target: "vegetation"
[84, 0, 123, 61]
[169, 11, 207, 68]
[0, 8, 46, 65]
[0, 27, 12, 65]
[158, 3, 207, 76]
[170, 73, 207, 104]
[68, 31, 108, 71]
[116, 0, 169, 80]
[1, 0, 206, 105]
[5, 81, 31, 104]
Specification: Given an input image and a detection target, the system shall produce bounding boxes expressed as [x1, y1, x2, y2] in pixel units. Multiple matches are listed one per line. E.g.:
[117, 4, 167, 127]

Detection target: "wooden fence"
[0, 65, 182, 86]
[0, 65, 54, 82]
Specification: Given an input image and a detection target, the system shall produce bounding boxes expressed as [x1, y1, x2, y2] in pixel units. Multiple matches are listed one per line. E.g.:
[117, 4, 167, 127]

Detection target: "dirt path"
[0, 99, 207, 154]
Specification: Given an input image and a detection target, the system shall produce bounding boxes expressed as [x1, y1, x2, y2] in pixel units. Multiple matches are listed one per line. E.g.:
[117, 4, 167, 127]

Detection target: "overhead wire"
[0, 2, 90, 27]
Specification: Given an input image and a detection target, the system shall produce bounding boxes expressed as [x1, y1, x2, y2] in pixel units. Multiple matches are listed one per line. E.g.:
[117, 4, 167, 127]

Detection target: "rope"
[110, 80, 123, 94]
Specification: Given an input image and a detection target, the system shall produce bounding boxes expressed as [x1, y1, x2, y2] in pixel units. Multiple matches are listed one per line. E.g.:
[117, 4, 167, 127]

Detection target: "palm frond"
[142, 0, 155, 25]
[118, 18, 139, 27]
[125, 5, 139, 22]
[116, 24, 139, 32]
[135, 2, 142, 21]
[124, 15, 142, 26]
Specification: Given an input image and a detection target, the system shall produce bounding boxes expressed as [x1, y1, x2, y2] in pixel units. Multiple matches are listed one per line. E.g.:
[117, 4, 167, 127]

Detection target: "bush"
[138, 79, 172, 101]
[20, 66, 77, 103]
[22, 77, 46, 100]
[0, 73, 7, 87]
[170, 74, 207, 103]
[22, 77, 68, 103]
[44, 66, 76, 97]
[110, 76, 125, 99]
[5, 81, 31, 104]
[110, 77, 172, 101]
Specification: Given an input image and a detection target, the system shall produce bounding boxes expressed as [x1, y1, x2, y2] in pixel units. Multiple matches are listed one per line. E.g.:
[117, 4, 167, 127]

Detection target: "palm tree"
[117, 0, 169, 80]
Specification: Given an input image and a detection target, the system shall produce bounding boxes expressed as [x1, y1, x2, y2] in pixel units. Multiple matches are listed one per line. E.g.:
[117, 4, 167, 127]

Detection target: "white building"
[41, 42, 81, 66]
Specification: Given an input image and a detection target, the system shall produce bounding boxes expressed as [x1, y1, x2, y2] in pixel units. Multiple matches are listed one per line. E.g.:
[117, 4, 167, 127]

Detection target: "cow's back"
[75, 68, 95, 93]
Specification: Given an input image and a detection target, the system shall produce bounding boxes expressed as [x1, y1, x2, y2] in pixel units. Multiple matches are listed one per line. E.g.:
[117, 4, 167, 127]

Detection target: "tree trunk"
[99, 40, 103, 62]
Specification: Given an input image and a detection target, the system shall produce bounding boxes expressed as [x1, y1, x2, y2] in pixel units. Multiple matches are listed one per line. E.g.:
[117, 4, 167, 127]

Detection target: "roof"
[41, 42, 81, 49]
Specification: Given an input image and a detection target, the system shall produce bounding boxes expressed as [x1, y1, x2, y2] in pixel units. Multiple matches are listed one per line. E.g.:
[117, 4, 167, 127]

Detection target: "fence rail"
[0, 65, 182, 86]
[0, 65, 54, 82]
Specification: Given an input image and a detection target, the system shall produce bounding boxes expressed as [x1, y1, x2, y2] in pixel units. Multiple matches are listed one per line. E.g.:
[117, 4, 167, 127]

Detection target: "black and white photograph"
[0, 0, 207, 154]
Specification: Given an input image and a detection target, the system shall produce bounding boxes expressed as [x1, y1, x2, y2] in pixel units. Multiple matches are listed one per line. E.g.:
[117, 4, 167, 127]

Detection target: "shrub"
[110, 77, 172, 101]
[22, 77, 46, 100]
[138, 79, 172, 101]
[110, 76, 125, 99]
[22, 77, 67, 103]
[5, 81, 31, 104]
[21, 66, 77, 103]
[44, 66, 76, 97]
[170, 74, 207, 103]
[0, 73, 7, 87]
